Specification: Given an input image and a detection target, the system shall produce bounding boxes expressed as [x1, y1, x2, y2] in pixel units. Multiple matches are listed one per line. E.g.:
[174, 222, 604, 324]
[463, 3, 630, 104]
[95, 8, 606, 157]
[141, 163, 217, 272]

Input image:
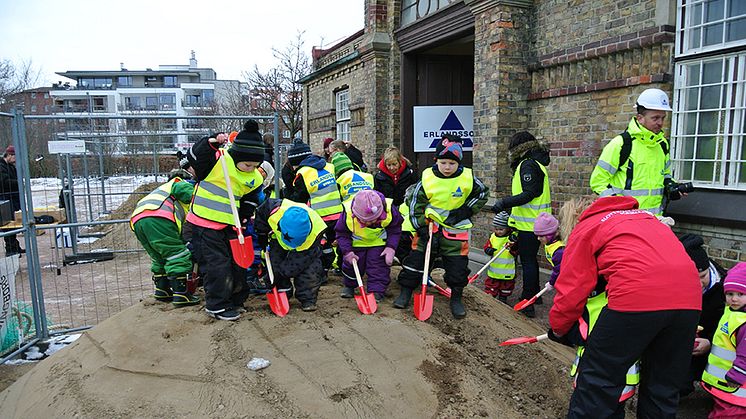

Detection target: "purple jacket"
[726, 316, 746, 385]
[549, 246, 565, 286]
[335, 195, 403, 256]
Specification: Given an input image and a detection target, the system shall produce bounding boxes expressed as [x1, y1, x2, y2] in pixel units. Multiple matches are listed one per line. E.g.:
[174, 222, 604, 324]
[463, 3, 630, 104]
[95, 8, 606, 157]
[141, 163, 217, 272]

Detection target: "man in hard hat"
[590, 88, 686, 215]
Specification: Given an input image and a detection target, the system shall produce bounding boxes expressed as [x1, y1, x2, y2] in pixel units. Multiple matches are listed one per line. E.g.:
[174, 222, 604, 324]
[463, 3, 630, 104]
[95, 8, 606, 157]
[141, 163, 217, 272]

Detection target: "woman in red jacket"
[549, 196, 701, 419]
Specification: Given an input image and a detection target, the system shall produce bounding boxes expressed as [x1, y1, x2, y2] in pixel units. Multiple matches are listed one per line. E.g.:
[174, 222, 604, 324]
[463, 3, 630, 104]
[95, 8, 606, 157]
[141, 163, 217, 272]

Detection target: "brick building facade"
[301, 0, 746, 268]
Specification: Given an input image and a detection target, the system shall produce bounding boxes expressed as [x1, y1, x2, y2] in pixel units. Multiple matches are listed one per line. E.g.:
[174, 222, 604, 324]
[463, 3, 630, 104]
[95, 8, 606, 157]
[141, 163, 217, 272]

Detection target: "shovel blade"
[467, 274, 478, 284]
[354, 292, 377, 315]
[267, 288, 289, 317]
[230, 236, 255, 269]
[499, 335, 539, 346]
[513, 296, 536, 311]
[413, 287, 434, 321]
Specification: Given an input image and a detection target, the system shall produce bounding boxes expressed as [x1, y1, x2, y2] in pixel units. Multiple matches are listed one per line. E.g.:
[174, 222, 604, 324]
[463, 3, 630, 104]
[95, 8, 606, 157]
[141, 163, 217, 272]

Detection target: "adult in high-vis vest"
[286, 140, 344, 277]
[482, 211, 517, 303]
[331, 151, 373, 202]
[491, 131, 551, 318]
[590, 88, 688, 216]
[131, 177, 199, 307]
[549, 196, 701, 419]
[394, 136, 489, 319]
[335, 190, 403, 302]
[185, 121, 265, 321]
[254, 198, 327, 311]
[701, 263, 746, 417]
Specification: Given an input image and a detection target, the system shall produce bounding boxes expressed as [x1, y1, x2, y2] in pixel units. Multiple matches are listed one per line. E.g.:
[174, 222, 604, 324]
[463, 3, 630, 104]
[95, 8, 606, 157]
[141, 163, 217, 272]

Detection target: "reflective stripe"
[192, 195, 232, 214]
[523, 202, 551, 210]
[137, 199, 168, 208]
[711, 345, 737, 362]
[166, 248, 191, 261]
[596, 159, 617, 175]
[199, 180, 240, 201]
[706, 363, 730, 380]
[312, 199, 343, 210]
[598, 188, 617, 197]
[488, 267, 514, 275]
[149, 189, 170, 198]
[509, 215, 537, 223]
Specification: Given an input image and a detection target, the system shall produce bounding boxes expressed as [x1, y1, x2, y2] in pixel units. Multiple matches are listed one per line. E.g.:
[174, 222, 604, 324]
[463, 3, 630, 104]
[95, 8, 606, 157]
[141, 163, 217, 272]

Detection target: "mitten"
[343, 252, 359, 265]
[484, 247, 496, 256]
[380, 247, 396, 266]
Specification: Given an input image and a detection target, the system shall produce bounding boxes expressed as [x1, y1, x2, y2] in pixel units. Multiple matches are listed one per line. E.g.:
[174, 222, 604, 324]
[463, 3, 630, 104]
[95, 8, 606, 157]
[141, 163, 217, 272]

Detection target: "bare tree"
[0, 58, 41, 105]
[244, 31, 311, 139]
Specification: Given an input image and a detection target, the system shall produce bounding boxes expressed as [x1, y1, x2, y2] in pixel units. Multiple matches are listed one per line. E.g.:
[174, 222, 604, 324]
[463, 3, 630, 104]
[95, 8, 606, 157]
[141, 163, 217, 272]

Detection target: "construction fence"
[0, 110, 284, 362]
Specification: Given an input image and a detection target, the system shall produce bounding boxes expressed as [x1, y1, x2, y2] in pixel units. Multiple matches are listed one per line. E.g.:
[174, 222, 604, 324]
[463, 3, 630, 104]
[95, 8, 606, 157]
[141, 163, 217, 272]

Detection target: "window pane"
[694, 161, 714, 181]
[705, 0, 725, 23]
[696, 136, 718, 159]
[704, 24, 724, 46]
[684, 112, 698, 135]
[683, 136, 696, 158]
[726, 17, 746, 42]
[700, 85, 721, 109]
[740, 137, 746, 183]
[702, 60, 723, 84]
[730, 0, 746, 16]
[682, 161, 694, 179]
[686, 89, 700, 111]
[690, 27, 702, 48]
[417, 0, 430, 17]
[686, 63, 701, 86]
[699, 111, 720, 134]
[691, 3, 703, 25]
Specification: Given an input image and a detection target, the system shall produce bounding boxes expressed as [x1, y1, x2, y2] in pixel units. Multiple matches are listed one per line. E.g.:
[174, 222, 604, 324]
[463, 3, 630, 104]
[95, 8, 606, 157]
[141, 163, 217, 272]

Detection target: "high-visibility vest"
[701, 307, 746, 406]
[336, 170, 374, 202]
[297, 162, 343, 218]
[508, 160, 551, 231]
[486, 234, 515, 280]
[570, 292, 640, 402]
[590, 117, 671, 215]
[399, 202, 415, 233]
[130, 178, 188, 232]
[189, 152, 263, 225]
[420, 167, 474, 235]
[343, 198, 394, 248]
[544, 239, 565, 267]
[267, 200, 327, 252]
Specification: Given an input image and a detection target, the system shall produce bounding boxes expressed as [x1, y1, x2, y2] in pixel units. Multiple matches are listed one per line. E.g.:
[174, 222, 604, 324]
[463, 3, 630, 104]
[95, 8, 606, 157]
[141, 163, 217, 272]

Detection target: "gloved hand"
[484, 247, 496, 256]
[547, 329, 574, 347]
[491, 198, 504, 214]
[380, 247, 396, 266]
[444, 207, 472, 226]
[343, 252, 359, 266]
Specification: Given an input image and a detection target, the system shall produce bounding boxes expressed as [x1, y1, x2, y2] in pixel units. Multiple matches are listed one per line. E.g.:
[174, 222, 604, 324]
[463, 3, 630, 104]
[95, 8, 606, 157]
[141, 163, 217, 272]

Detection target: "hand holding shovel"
[352, 259, 377, 315]
[218, 149, 254, 268]
[467, 244, 510, 284]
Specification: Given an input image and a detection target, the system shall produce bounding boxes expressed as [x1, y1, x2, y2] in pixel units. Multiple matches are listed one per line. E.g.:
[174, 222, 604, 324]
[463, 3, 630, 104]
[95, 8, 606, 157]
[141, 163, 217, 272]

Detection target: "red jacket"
[549, 196, 701, 335]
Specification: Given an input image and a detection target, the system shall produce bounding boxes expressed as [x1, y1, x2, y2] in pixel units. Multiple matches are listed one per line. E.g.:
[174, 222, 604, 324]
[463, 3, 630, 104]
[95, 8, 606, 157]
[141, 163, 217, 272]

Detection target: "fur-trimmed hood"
[509, 139, 550, 169]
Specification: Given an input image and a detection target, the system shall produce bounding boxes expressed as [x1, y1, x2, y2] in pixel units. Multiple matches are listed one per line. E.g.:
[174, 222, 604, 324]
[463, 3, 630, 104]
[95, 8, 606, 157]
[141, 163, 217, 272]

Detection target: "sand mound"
[0, 280, 575, 418]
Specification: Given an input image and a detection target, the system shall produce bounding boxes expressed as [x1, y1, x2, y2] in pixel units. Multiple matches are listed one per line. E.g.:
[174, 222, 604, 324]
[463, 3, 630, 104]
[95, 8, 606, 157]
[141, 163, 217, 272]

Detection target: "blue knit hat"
[277, 206, 312, 248]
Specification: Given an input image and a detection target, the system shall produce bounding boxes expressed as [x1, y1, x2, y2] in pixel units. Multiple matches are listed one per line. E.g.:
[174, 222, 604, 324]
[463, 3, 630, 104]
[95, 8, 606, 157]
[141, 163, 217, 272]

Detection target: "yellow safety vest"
[421, 167, 474, 233]
[130, 178, 188, 232]
[571, 291, 640, 402]
[189, 152, 263, 225]
[701, 307, 746, 406]
[343, 198, 393, 247]
[590, 117, 671, 215]
[544, 240, 565, 267]
[487, 234, 515, 280]
[399, 202, 415, 233]
[509, 160, 551, 231]
[297, 162, 343, 218]
[267, 200, 327, 252]
[336, 170, 374, 202]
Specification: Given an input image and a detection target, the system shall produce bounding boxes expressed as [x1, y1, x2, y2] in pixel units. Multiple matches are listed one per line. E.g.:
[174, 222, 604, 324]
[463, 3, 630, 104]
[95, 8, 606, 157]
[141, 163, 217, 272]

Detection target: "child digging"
[335, 190, 403, 302]
[534, 212, 563, 296]
[483, 211, 518, 303]
[393, 135, 489, 319]
[702, 263, 746, 418]
[130, 176, 199, 307]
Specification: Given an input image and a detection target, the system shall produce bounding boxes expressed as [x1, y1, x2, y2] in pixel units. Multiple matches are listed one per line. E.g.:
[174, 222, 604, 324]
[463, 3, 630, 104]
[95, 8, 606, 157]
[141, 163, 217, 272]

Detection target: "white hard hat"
[636, 88, 672, 112]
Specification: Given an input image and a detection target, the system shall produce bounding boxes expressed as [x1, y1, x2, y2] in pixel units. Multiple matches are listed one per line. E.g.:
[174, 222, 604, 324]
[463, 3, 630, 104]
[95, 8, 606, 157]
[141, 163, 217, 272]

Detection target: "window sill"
[665, 188, 746, 228]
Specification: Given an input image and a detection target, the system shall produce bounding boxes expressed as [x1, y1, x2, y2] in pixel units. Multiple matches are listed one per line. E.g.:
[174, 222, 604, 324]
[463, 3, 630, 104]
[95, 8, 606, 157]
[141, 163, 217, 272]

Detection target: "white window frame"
[335, 89, 350, 142]
[671, 52, 746, 189]
[676, 0, 746, 57]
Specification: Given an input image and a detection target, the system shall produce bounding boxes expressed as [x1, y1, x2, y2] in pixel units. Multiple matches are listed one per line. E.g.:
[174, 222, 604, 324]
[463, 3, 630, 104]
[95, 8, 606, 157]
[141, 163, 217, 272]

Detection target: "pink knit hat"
[351, 190, 384, 223]
[724, 263, 746, 294]
[533, 212, 559, 236]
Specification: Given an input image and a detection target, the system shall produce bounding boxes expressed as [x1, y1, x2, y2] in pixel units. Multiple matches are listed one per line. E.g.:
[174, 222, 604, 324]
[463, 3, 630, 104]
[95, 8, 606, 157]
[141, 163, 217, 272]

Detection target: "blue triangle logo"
[352, 173, 365, 182]
[429, 110, 474, 148]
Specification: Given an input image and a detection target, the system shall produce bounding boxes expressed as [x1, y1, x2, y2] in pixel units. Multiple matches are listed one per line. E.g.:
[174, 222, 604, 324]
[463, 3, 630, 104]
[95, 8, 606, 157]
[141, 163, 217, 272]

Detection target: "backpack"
[617, 131, 669, 170]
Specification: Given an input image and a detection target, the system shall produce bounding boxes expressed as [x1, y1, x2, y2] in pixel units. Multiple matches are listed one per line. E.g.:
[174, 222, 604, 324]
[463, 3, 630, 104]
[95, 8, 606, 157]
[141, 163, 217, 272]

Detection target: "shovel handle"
[513, 283, 552, 311]
[218, 149, 242, 232]
[471, 244, 510, 281]
[352, 259, 365, 288]
[428, 279, 451, 298]
[421, 223, 434, 287]
[264, 247, 275, 286]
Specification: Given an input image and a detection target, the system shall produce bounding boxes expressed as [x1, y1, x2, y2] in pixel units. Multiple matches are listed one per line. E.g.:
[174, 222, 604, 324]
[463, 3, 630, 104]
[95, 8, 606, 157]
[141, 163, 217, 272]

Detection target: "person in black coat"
[0, 145, 23, 255]
[373, 146, 417, 207]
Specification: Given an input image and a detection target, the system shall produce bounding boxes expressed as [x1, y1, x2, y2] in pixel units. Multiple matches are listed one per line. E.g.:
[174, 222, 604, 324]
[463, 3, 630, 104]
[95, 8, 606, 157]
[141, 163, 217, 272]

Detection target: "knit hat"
[229, 120, 264, 163]
[287, 138, 312, 166]
[534, 212, 559, 236]
[434, 136, 463, 163]
[679, 234, 710, 272]
[723, 263, 746, 294]
[351, 190, 385, 224]
[259, 161, 275, 189]
[492, 211, 510, 228]
[331, 152, 354, 175]
[277, 206, 312, 248]
[5, 145, 14, 155]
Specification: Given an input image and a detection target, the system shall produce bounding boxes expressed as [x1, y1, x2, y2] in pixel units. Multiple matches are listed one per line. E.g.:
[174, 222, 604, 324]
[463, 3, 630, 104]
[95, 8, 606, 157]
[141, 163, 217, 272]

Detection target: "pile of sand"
[0, 282, 575, 418]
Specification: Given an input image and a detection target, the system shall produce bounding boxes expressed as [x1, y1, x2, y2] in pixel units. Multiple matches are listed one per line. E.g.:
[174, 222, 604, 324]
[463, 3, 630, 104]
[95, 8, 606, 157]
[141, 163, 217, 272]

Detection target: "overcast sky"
[0, 0, 365, 85]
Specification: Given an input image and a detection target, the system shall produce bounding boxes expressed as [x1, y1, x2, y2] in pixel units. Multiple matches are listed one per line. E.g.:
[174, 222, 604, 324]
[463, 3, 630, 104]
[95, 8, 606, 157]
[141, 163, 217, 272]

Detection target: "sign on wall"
[48, 140, 86, 155]
[413, 105, 474, 152]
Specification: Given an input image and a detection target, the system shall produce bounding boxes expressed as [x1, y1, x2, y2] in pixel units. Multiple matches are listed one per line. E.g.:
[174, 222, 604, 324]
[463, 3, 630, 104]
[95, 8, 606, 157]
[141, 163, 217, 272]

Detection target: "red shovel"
[513, 283, 553, 311]
[219, 149, 254, 268]
[428, 279, 451, 298]
[351, 259, 377, 315]
[499, 333, 548, 346]
[263, 248, 290, 317]
[414, 223, 435, 321]
[467, 244, 510, 284]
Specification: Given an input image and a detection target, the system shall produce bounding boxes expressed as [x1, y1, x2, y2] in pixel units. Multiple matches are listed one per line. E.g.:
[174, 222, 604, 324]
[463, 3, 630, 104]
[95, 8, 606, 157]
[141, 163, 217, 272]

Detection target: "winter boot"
[449, 287, 467, 319]
[340, 286, 355, 298]
[170, 275, 200, 307]
[152, 274, 172, 302]
[393, 287, 414, 309]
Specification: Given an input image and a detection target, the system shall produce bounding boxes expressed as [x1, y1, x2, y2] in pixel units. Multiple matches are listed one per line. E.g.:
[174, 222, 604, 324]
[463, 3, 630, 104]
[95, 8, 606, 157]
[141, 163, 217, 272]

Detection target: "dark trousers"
[568, 308, 700, 419]
[397, 230, 469, 289]
[516, 230, 540, 300]
[321, 220, 338, 270]
[341, 246, 391, 294]
[192, 225, 249, 312]
[4, 234, 21, 254]
[269, 240, 322, 305]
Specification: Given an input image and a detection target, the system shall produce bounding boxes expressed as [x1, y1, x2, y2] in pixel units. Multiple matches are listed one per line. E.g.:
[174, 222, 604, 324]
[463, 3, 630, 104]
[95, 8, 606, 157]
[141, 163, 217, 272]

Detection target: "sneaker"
[234, 307, 247, 314]
[520, 306, 536, 318]
[205, 308, 241, 321]
[374, 293, 384, 303]
[301, 302, 317, 312]
[340, 287, 355, 298]
[498, 295, 508, 304]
